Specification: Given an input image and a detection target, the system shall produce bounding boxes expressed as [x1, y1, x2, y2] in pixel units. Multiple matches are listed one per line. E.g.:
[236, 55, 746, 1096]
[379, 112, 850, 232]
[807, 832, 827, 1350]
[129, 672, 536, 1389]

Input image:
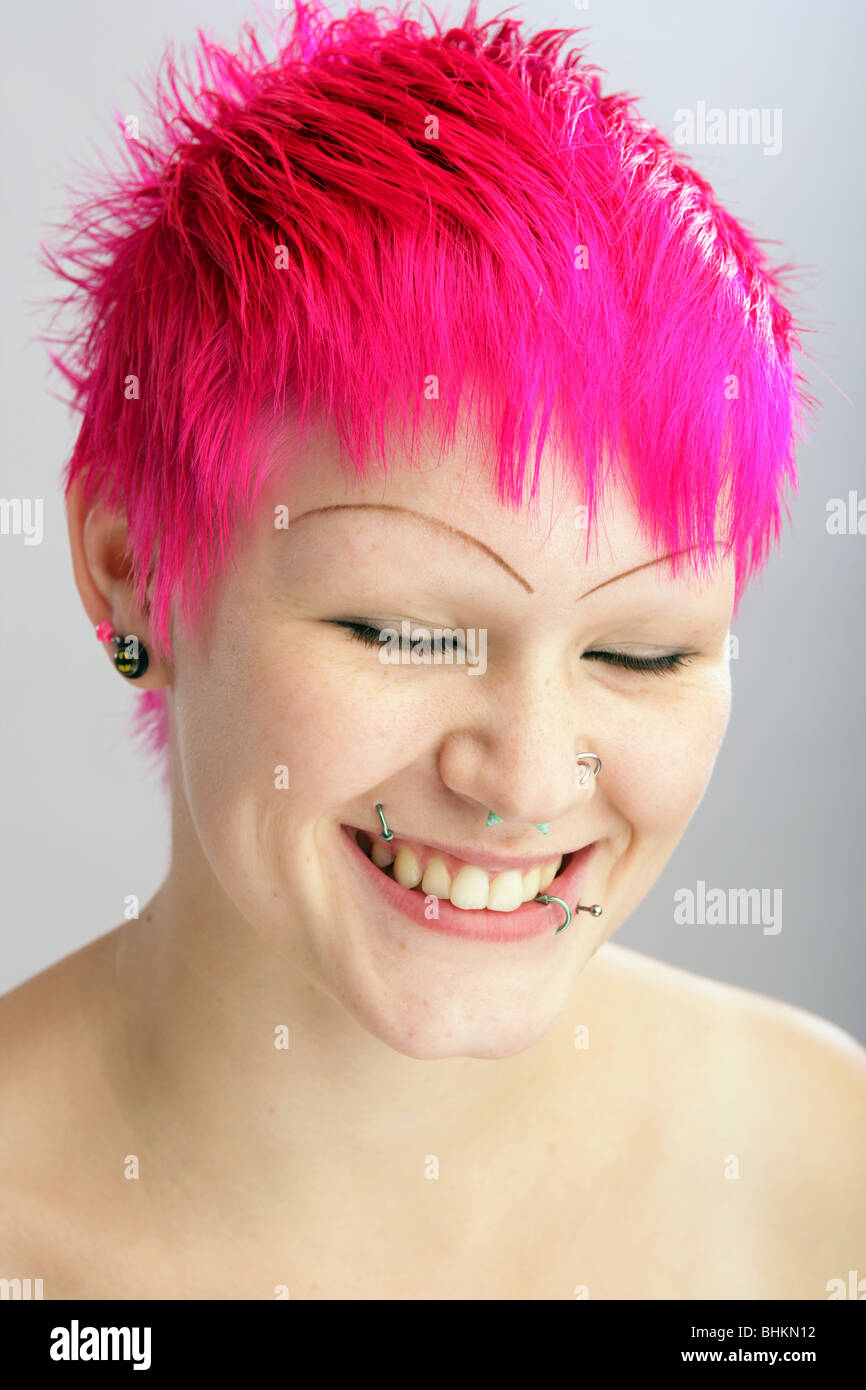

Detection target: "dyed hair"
[40, 0, 813, 783]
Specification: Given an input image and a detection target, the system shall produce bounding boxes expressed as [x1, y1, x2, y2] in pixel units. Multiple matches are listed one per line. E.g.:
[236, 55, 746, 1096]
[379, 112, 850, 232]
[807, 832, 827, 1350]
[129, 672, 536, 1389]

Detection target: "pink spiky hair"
[38, 0, 814, 786]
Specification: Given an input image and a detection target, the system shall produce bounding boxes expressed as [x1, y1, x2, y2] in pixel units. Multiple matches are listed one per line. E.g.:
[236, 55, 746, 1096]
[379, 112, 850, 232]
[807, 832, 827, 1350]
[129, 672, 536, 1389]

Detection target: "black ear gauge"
[112, 634, 149, 679]
[95, 622, 150, 679]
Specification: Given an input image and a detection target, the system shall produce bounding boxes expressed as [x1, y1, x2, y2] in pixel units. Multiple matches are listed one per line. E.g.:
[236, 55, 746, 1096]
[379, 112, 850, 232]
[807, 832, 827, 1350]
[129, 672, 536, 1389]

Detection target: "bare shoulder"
[593, 938, 866, 1111]
[0, 933, 124, 1282]
[580, 943, 866, 1297]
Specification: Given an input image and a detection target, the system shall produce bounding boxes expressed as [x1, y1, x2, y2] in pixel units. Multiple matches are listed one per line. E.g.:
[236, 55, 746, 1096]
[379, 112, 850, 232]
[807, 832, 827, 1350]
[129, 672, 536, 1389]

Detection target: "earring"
[95, 620, 149, 679]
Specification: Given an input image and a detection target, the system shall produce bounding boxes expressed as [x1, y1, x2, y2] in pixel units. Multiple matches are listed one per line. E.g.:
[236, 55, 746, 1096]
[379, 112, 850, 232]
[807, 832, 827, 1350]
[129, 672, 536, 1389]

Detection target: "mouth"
[339, 824, 599, 943]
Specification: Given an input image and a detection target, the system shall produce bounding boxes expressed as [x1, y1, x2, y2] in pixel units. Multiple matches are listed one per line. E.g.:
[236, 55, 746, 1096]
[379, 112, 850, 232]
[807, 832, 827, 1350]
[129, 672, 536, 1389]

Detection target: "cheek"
[606, 671, 732, 838]
[171, 615, 423, 825]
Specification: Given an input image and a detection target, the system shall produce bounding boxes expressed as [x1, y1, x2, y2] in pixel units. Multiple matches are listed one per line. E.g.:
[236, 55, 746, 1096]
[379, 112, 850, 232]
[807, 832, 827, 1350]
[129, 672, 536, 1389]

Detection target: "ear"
[66, 476, 170, 690]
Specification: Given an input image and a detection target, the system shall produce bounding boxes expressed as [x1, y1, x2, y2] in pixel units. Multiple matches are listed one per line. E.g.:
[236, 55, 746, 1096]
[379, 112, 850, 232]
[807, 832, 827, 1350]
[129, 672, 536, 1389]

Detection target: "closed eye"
[331, 620, 465, 653]
[582, 650, 693, 676]
[333, 621, 692, 675]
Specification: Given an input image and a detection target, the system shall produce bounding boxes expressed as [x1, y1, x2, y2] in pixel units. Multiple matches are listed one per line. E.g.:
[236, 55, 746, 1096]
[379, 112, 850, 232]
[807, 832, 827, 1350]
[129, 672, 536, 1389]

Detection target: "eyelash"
[333, 622, 693, 676]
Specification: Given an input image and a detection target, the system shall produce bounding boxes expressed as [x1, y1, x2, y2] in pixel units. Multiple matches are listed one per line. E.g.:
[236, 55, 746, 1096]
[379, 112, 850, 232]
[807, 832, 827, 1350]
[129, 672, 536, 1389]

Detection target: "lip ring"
[535, 893, 572, 934]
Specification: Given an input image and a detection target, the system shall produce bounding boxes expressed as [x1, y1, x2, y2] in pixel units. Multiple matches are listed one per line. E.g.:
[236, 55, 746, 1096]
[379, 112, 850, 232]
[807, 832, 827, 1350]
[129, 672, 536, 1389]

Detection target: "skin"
[1, 416, 864, 1300]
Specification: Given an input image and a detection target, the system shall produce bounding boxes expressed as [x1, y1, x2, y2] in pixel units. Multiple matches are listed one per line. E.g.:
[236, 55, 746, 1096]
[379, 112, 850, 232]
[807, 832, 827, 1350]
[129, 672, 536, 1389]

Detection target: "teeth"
[360, 830, 565, 912]
[521, 866, 541, 902]
[537, 862, 558, 891]
[393, 846, 422, 888]
[449, 865, 490, 910]
[371, 841, 395, 869]
[421, 856, 451, 898]
[487, 870, 525, 912]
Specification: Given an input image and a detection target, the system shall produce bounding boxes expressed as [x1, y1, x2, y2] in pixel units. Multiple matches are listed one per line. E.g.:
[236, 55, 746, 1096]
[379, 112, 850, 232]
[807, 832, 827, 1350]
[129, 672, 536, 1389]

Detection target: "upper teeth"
[367, 837, 561, 910]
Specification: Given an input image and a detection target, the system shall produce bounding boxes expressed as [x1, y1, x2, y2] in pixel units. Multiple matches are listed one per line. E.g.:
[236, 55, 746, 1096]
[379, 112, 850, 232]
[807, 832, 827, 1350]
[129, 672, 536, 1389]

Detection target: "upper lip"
[349, 824, 590, 874]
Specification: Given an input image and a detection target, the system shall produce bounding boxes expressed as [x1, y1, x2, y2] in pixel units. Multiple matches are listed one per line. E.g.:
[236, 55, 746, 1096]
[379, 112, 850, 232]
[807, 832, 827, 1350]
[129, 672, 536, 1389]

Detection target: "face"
[165, 416, 735, 1061]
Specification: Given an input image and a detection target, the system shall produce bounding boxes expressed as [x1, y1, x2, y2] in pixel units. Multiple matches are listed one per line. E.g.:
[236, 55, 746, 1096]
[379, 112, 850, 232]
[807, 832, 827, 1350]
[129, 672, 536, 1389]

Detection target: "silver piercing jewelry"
[575, 752, 602, 786]
[535, 894, 572, 934]
[374, 802, 394, 841]
[535, 895, 603, 934]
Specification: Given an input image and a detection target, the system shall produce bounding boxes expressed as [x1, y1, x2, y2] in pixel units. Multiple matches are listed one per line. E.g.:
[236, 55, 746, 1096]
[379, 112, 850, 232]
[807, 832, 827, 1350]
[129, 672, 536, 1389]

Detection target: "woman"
[3, 0, 863, 1299]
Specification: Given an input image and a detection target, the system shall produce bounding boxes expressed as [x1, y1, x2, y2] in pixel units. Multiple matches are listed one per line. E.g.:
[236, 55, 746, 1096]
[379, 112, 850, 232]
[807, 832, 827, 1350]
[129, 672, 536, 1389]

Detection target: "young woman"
[3, 0, 863, 1299]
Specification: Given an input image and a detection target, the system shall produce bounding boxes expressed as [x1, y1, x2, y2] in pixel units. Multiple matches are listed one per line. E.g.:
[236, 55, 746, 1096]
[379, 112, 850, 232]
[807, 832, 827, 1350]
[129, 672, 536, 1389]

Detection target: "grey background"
[2, 0, 863, 1043]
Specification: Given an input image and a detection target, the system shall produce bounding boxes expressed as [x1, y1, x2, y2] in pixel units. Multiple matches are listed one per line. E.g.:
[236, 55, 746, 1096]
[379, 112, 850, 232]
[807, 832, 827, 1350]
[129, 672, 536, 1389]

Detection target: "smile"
[340, 824, 600, 942]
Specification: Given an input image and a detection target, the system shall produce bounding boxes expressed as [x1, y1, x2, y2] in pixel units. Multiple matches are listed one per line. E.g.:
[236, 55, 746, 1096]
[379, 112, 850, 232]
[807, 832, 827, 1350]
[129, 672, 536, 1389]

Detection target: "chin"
[328, 964, 585, 1062]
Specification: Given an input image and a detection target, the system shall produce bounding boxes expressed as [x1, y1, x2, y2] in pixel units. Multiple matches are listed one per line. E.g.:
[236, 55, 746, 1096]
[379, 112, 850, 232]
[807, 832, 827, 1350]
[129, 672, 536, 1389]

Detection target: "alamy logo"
[826, 1269, 866, 1299]
[376, 620, 487, 675]
[674, 880, 782, 935]
[0, 1276, 43, 1299]
[49, 1320, 152, 1371]
[673, 102, 782, 156]
[0, 497, 43, 545]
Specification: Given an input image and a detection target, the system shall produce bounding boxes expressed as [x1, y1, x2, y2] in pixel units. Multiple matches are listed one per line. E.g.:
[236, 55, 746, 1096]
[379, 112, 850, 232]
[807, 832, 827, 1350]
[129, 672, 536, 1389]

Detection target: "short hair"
[40, 0, 813, 782]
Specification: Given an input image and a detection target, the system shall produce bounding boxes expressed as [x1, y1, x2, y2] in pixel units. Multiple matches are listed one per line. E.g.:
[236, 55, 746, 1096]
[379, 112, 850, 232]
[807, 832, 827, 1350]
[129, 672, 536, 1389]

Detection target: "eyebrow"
[577, 547, 709, 600]
[287, 503, 710, 598]
[287, 503, 535, 592]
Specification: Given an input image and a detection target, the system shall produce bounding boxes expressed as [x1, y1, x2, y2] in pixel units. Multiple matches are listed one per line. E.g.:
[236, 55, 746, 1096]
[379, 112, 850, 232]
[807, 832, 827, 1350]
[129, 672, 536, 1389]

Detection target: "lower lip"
[339, 824, 599, 943]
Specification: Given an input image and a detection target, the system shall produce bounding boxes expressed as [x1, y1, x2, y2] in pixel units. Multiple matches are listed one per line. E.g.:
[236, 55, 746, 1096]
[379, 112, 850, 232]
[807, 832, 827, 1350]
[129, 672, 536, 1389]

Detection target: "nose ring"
[575, 753, 602, 786]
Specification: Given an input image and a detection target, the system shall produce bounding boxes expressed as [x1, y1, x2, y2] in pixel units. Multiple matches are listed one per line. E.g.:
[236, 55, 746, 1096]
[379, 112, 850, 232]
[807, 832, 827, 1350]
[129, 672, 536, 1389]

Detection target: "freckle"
[445, 1031, 452, 1037]
[266, 1106, 275, 1114]
[421, 999, 429, 1007]
[399, 942, 406, 950]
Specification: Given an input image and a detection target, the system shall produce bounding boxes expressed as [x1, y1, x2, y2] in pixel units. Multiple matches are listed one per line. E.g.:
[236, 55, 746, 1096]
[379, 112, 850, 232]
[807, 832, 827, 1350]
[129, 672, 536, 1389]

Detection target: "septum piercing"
[370, 802, 603, 933]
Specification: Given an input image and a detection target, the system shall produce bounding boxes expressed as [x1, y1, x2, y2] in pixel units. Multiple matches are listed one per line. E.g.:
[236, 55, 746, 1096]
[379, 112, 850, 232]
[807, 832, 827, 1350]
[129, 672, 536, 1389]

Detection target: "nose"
[438, 670, 601, 833]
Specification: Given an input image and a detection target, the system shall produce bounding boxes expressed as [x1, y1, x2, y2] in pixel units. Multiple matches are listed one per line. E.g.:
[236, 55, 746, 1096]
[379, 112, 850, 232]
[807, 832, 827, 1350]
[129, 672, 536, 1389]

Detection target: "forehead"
[257, 411, 733, 596]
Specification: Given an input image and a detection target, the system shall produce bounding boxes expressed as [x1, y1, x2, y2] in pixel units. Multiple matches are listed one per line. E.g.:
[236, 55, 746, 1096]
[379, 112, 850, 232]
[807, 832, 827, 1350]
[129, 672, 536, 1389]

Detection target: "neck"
[105, 871, 603, 1222]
